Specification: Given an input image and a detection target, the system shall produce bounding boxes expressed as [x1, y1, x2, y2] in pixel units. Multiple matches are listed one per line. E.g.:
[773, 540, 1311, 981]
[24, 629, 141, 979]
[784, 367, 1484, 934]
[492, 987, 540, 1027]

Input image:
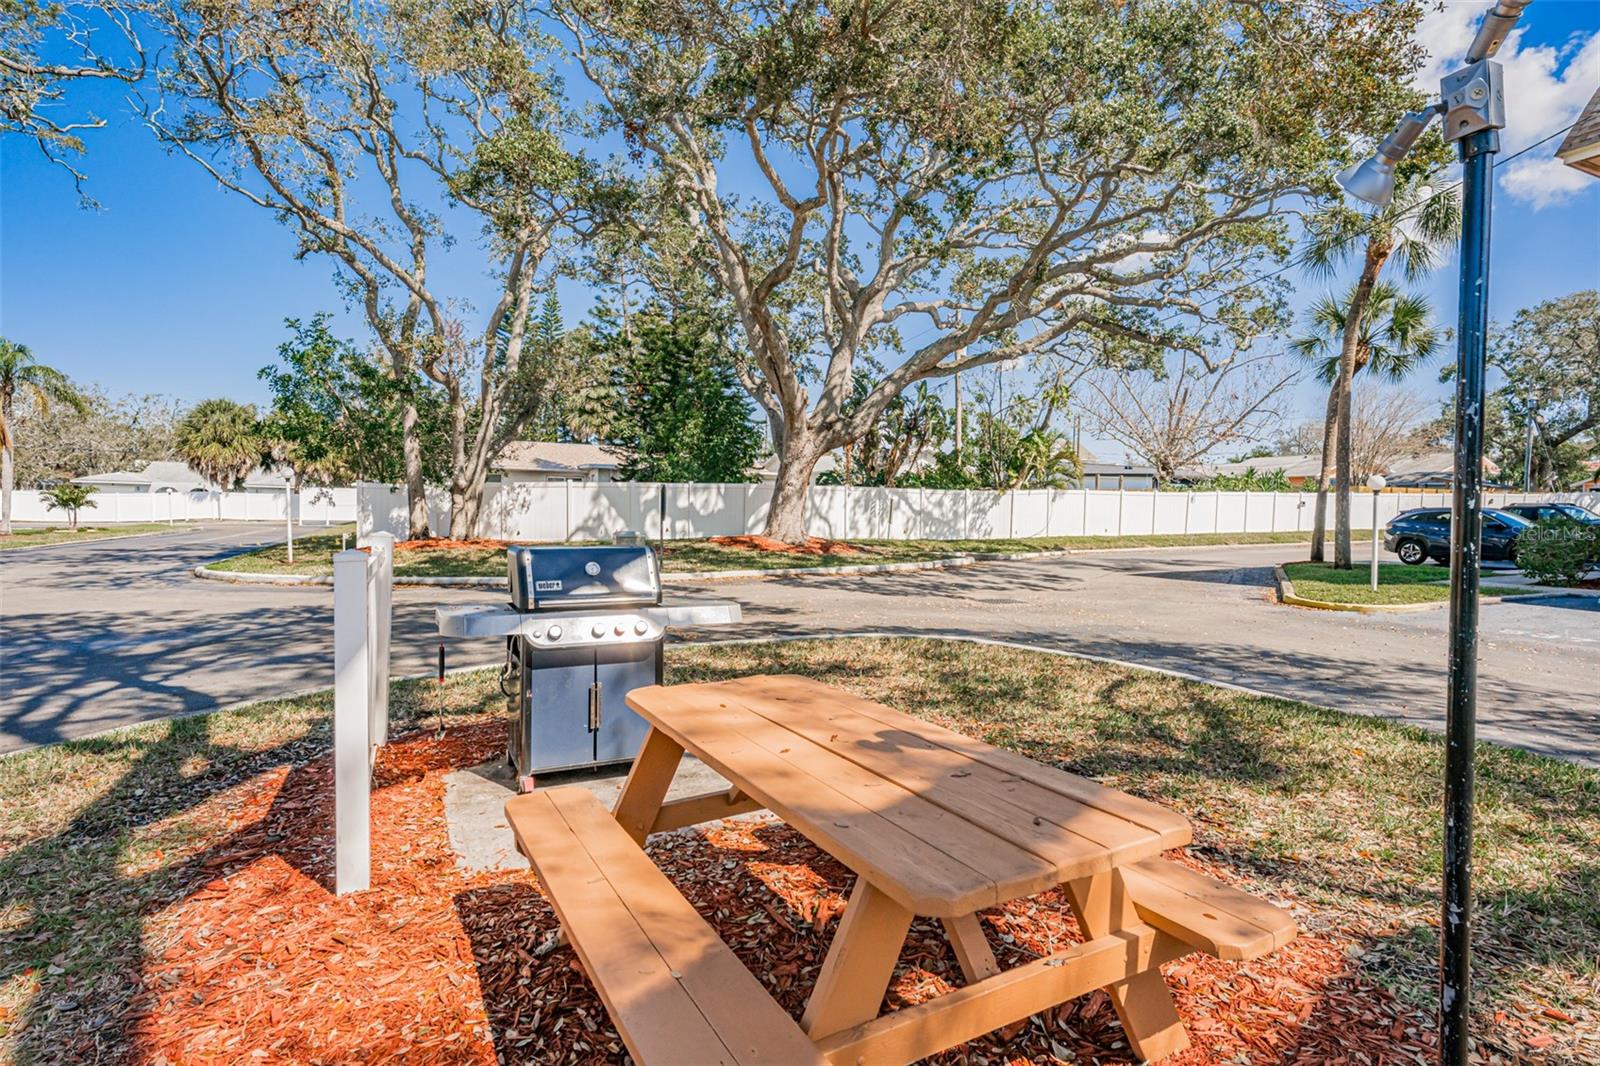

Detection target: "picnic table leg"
[941, 914, 1000, 984]
[801, 879, 913, 1040]
[612, 726, 685, 846]
[1064, 870, 1189, 1061]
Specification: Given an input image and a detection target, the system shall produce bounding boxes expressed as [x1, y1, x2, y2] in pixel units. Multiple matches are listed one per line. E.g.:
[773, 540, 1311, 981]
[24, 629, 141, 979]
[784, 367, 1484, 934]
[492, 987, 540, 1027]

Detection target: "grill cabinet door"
[592, 641, 659, 764]
[520, 643, 598, 774]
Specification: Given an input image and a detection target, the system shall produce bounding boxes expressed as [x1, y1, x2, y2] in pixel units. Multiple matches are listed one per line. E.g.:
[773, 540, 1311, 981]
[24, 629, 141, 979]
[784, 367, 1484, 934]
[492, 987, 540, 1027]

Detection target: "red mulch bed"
[396, 538, 513, 552]
[112, 722, 1444, 1064]
[707, 534, 864, 555]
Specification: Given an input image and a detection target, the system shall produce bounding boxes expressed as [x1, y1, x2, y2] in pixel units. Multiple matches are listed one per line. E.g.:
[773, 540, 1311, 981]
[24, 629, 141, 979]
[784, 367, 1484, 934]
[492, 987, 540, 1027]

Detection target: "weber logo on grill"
[534, 580, 562, 592]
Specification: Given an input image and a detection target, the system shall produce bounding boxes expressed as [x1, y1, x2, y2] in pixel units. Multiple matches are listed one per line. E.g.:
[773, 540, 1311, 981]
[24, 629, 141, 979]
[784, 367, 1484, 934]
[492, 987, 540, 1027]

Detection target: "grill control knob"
[547, 625, 562, 640]
[592, 623, 606, 638]
[614, 624, 625, 636]
[634, 620, 649, 635]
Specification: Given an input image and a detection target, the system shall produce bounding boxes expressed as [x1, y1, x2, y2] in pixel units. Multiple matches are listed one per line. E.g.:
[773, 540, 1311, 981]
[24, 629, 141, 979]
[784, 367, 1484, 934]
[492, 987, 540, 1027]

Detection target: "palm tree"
[1008, 428, 1082, 490]
[0, 339, 87, 536]
[1300, 169, 1459, 566]
[1291, 283, 1444, 385]
[175, 399, 266, 490]
[41, 483, 98, 530]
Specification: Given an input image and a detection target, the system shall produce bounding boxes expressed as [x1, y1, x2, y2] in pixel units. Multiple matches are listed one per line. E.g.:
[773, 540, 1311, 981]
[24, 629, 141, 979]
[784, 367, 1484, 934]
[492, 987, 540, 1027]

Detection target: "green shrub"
[1516, 518, 1600, 587]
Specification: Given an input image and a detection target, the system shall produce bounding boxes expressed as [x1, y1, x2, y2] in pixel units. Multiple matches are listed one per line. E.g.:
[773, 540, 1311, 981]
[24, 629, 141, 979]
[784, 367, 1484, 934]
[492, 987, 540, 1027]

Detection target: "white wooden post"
[333, 549, 373, 894]
[360, 532, 395, 748]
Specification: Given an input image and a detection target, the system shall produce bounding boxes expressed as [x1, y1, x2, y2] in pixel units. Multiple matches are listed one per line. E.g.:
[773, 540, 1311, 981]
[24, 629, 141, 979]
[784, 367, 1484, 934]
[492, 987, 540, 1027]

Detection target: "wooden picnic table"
[507, 674, 1296, 1065]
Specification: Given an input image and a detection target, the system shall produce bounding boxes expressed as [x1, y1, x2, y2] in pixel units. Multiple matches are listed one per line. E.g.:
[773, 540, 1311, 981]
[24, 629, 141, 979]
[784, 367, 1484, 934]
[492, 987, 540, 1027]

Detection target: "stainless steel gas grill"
[435, 544, 739, 790]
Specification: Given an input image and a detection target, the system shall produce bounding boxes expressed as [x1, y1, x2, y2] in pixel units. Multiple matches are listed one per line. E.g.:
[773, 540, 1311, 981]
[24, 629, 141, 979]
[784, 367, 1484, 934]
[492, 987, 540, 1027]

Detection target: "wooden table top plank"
[693, 688, 1062, 901]
[630, 685, 1028, 915]
[547, 789, 829, 1064]
[519, 791, 746, 1064]
[717, 686, 1172, 879]
[723, 676, 1190, 848]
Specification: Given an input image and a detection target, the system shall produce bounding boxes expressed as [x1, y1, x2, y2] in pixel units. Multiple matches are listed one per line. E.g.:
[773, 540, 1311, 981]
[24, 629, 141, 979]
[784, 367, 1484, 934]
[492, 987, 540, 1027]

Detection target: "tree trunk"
[401, 399, 430, 540]
[763, 432, 822, 544]
[448, 467, 490, 541]
[1333, 254, 1384, 569]
[1310, 382, 1339, 562]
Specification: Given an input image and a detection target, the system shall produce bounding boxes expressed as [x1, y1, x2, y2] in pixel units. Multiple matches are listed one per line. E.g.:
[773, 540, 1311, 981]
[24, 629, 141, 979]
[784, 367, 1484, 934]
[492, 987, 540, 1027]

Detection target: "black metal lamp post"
[1337, 4, 1530, 1062]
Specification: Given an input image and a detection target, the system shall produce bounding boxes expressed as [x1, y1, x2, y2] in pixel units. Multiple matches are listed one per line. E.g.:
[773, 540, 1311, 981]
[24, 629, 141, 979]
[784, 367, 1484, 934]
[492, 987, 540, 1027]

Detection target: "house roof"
[1191, 449, 1501, 483]
[75, 460, 296, 491]
[494, 441, 623, 475]
[1557, 84, 1600, 177]
[1082, 461, 1156, 477]
[1193, 453, 1321, 479]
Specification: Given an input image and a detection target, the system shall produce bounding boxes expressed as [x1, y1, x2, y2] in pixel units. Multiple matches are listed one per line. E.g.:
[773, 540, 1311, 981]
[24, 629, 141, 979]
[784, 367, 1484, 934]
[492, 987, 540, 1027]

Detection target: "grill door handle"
[588, 681, 602, 732]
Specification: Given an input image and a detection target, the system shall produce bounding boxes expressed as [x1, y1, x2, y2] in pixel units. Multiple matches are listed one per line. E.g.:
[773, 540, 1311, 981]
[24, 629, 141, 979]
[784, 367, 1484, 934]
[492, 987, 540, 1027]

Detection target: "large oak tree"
[140, 0, 613, 537]
[560, 0, 1426, 541]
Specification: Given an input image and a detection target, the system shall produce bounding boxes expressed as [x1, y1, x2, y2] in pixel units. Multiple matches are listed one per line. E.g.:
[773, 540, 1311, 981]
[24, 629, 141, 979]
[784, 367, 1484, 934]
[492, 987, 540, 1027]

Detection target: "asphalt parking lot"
[2, 524, 1595, 764]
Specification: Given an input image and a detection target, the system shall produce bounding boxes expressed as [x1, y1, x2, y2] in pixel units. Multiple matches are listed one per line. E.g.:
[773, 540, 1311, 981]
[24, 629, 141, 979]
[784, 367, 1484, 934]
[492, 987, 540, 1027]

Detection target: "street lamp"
[1367, 474, 1387, 592]
[1338, 3, 1533, 1062]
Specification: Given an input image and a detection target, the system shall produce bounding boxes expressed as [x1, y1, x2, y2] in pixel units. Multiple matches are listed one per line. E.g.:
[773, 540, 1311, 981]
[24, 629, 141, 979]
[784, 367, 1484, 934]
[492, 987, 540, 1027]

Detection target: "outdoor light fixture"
[1338, 107, 1442, 206]
[1367, 474, 1387, 592]
[1340, 3, 1535, 1063]
[1338, 0, 1525, 207]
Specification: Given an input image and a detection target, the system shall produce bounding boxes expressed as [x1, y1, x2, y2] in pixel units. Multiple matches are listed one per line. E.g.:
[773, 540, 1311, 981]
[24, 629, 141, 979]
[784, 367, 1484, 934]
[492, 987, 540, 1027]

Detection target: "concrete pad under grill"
[444, 750, 754, 872]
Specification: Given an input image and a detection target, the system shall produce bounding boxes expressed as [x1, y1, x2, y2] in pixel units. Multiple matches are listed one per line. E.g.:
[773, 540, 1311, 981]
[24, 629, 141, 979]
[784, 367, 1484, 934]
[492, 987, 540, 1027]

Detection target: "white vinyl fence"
[333, 532, 394, 896]
[358, 480, 1594, 543]
[5, 486, 357, 525]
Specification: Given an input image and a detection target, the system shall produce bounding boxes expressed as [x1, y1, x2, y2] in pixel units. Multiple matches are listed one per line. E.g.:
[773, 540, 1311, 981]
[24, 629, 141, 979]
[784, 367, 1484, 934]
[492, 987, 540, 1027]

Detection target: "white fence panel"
[1152, 492, 1187, 536]
[8, 486, 355, 526]
[1214, 492, 1247, 533]
[349, 480, 1584, 543]
[806, 485, 849, 541]
[1119, 491, 1155, 535]
[667, 482, 738, 538]
[1044, 490, 1081, 536]
[915, 489, 947, 541]
[1082, 491, 1120, 535]
[1009, 491, 1049, 538]
[1274, 494, 1305, 532]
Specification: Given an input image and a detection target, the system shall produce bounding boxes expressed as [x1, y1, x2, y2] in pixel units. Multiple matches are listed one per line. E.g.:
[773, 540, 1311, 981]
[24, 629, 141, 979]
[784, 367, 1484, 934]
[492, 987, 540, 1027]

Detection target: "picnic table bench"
[505, 674, 1296, 1064]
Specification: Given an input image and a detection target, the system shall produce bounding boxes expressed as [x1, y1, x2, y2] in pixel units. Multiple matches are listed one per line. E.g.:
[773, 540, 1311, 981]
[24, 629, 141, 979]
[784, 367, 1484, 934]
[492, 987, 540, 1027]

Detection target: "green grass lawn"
[208, 527, 1374, 578]
[1, 637, 1594, 1059]
[1282, 561, 1535, 606]
[0, 523, 183, 550]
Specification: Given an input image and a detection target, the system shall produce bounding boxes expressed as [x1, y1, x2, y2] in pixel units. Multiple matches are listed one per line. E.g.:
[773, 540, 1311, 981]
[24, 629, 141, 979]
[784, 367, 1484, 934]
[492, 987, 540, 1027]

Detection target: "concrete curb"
[663, 555, 978, 582]
[190, 535, 1376, 589]
[1271, 564, 1559, 613]
[1, 527, 189, 552]
[192, 554, 984, 588]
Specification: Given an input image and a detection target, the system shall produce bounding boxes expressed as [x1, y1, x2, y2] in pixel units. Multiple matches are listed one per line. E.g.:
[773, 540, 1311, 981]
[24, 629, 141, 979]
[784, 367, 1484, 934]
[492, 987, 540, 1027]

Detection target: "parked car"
[1383, 507, 1532, 565]
[1503, 502, 1600, 526]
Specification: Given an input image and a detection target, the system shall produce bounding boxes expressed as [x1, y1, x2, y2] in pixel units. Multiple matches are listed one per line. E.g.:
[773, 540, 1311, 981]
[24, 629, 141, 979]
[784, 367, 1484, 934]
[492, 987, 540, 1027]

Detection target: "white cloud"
[1413, 1, 1600, 209]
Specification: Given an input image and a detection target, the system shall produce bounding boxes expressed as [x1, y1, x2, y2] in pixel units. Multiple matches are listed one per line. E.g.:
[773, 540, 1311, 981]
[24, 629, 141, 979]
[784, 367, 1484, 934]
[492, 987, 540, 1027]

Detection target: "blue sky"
[2, 0, 1597, 462]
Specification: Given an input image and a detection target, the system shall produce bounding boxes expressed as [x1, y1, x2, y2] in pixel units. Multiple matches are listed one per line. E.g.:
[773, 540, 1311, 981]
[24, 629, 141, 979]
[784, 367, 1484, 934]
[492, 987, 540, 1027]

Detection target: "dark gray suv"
[1383, 507, 1531, 565]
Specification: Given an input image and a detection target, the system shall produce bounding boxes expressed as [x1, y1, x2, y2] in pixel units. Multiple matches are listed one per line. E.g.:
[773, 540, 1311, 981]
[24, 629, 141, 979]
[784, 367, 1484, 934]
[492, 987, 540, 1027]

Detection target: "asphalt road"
[2, 524, 1595, 765]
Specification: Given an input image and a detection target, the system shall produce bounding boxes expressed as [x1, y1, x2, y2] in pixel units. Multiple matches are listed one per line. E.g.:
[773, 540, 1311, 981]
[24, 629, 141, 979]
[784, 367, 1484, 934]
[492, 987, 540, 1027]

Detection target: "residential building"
[1188, 450, 1504, 490]
[491, 442, 624, 484]
[72, 460, 296, 494]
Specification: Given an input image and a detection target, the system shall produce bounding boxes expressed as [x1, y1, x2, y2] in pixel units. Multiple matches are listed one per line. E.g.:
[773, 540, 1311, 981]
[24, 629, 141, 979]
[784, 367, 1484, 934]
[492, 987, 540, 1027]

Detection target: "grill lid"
[507, 545, 662, 612]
